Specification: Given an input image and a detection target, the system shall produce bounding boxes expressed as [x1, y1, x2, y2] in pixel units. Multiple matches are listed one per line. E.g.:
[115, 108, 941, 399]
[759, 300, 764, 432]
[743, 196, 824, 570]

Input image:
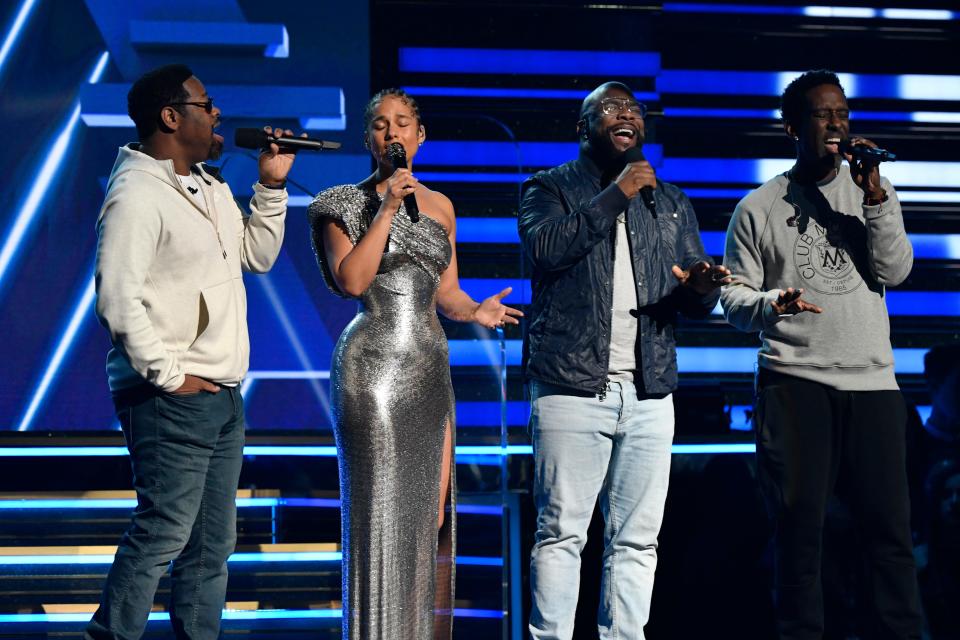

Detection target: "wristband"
[259, 180, 286, 190]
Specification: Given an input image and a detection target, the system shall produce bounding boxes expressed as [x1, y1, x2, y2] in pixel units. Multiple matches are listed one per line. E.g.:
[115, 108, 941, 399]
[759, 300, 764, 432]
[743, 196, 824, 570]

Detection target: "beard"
[208, 137, 224, 161]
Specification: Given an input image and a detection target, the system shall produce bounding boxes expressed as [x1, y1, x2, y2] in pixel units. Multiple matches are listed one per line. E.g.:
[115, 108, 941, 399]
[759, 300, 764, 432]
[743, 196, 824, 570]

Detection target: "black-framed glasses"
[807, 108, 850, 121]
[168, 99, 214, 113]
[599, 98, 647, 117]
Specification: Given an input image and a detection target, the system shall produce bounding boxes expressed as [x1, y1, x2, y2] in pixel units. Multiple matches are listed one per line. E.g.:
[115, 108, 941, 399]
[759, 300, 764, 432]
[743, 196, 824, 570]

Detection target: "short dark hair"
[363, 88, 422, 129]
[127, 64, 194, 140]
[780, 69, 845, 127]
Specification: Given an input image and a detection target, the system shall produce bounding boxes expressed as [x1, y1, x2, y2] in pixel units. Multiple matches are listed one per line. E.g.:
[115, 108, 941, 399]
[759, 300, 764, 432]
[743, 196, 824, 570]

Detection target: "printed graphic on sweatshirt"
[794, 221, 863, 295]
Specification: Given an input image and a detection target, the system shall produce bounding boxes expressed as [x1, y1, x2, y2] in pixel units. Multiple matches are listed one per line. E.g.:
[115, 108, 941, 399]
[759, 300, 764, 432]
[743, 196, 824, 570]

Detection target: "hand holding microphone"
[386, 143, 419, 223]
[616, 147, 658, 217]
[234, 126, 341, 188]
[840, 136, 892, 202]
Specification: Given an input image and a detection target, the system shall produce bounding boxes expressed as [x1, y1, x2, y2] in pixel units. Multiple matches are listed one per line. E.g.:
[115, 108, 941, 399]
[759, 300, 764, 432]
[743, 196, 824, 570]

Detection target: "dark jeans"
[85, 384, 245, 640]
[754, 369, 922, 640]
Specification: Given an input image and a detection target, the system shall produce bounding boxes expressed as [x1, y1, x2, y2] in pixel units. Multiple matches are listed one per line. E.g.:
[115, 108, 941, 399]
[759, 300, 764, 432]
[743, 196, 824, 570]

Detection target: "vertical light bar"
[14, 51, 110, 431]
[0, 0, 38, 81]
[0, 51, 109, 294]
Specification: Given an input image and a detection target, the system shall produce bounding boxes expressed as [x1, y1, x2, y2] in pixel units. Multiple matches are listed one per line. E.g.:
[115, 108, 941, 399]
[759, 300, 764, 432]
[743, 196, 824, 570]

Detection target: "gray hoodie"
[95, 144, 287, 392]
[720, 165, 912, 390]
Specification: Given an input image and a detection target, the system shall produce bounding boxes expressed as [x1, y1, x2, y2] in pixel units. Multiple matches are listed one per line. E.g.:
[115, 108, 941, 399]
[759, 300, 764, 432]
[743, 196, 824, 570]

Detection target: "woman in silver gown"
[308, 89, 522, 640]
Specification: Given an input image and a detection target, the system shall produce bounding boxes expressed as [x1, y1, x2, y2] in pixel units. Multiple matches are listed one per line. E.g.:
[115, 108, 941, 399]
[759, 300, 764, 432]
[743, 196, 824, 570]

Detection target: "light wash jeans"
[528, 380, 674, 640]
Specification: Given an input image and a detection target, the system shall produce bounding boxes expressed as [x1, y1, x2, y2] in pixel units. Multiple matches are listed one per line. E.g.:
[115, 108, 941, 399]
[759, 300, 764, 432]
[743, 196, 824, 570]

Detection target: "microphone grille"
[234, 128, 267, 150]
[623, 146, 646, 164]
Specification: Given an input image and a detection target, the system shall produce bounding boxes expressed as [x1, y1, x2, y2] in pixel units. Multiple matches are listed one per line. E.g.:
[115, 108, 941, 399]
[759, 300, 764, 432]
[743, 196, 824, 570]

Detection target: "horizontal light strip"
[658, 70, 960, 100]
[0, 497, 337, 510]
[688, 188, 960, 204]
[416, 141, 663, 168]
[0, 441, 787, 458]
[465, 277, 960, 317]
[402, 85, 660, 102]
[0, 497, 507, 515]
[0, 551, 499, 566]
[415, 160, 960, 189]
[663, 107, 960, 123]
[460, 278, 529, 304]
[664, 3, 958, 20]
[457, 218, 519, 243]
[399, 47, 660, 76]
[245, 370, 331, 380]
[0, 608, 504, 622]
[457, 221, 960, 256]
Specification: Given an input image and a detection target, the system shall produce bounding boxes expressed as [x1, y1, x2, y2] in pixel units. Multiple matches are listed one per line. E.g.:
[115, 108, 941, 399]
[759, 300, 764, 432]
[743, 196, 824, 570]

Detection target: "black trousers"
[754, 369, 922, 640]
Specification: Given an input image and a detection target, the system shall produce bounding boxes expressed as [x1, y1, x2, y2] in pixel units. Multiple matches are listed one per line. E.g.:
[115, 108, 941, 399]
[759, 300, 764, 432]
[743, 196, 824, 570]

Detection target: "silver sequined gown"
[308, 184, 456, 640]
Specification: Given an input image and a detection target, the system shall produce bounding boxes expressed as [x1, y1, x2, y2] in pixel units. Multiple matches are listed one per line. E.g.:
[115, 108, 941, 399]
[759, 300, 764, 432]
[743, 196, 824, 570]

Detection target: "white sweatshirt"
[95, 144, 287, 392]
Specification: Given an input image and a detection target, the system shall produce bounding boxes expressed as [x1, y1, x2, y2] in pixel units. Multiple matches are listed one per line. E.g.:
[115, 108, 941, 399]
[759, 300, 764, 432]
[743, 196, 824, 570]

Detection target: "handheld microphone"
[386, 143, 419, 223]
[624, 146, 657, 218]
[840, 139, 896, 163]
[234, 128, 341, 152]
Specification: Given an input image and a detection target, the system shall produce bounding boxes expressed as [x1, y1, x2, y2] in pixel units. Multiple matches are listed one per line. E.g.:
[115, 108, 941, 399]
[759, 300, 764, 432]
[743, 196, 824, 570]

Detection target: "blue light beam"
[0, 51, 109, 295]
[0, 0, 38, 82]
[16, 276, 95, 431]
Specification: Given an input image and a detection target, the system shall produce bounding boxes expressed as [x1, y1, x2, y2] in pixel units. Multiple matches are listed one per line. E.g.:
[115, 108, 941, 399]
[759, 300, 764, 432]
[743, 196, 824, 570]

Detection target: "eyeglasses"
[168, 99, 215, 114]
[599, 98, 647, 118]
[808, 108, 850, 121]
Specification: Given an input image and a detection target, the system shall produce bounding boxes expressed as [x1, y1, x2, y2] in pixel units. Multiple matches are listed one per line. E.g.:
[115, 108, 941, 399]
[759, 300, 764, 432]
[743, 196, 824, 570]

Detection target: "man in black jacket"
[519, 81, 729, 640]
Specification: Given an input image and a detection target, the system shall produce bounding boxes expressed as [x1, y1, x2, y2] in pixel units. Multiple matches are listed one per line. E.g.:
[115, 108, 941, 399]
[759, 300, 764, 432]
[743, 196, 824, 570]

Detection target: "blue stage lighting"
[457, 218, 520, 243]
[416, 141, 663, 169]
[399, 47, 660, 76]
[0, 51, 109, 295]
[0, 0, 38, 82]
[0, 608, 504, 623]
[402, 85, 660, 102]
[16, 276, 95, 431]
[658, 70, 960, 100]
[663, 4, 958, 20]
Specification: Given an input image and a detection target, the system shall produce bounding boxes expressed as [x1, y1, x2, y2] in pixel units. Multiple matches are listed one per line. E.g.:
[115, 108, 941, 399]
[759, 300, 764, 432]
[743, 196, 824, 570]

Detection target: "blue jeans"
[528, 380, 674, 640]
[85, 384, 245, 640]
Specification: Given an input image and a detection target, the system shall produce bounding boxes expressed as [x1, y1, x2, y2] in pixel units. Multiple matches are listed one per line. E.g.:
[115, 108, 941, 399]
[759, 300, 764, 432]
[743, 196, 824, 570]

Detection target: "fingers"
[494, 286, 513, 301]
[774, 288, 823, 315]
[671, 265, 686, 281]
[202, 379, 221, 393]
[708, 264, 733, 283]
[615, 161, 656, 198]
[850, 136, 877, 149]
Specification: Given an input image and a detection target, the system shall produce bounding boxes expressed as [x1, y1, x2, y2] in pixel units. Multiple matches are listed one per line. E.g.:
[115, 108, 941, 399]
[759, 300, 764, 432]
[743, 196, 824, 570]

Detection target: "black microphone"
[234, 128, 341, 152]
[839, 139, 896, 163]
[386, 143, 419, 223]
[623, 146, 656, 218]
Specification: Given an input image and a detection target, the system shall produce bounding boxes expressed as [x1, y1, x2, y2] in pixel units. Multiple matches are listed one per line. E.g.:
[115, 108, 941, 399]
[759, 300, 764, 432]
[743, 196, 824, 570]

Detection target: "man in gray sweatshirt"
[721, 70, 922, 639]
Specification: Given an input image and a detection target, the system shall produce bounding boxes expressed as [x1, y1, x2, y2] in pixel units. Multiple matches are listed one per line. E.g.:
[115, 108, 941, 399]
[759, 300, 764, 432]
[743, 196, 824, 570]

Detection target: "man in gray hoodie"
[86, 64, 299, 640]
[721, 70, 922, 639]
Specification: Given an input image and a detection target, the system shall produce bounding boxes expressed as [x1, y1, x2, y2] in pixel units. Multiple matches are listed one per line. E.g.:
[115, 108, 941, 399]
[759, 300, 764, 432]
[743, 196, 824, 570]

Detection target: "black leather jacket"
[518, 153, 718, 396]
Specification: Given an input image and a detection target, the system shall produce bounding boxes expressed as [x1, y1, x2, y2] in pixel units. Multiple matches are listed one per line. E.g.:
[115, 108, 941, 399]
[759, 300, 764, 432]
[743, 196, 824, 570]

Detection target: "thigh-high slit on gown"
[308, 184, 456, 640]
